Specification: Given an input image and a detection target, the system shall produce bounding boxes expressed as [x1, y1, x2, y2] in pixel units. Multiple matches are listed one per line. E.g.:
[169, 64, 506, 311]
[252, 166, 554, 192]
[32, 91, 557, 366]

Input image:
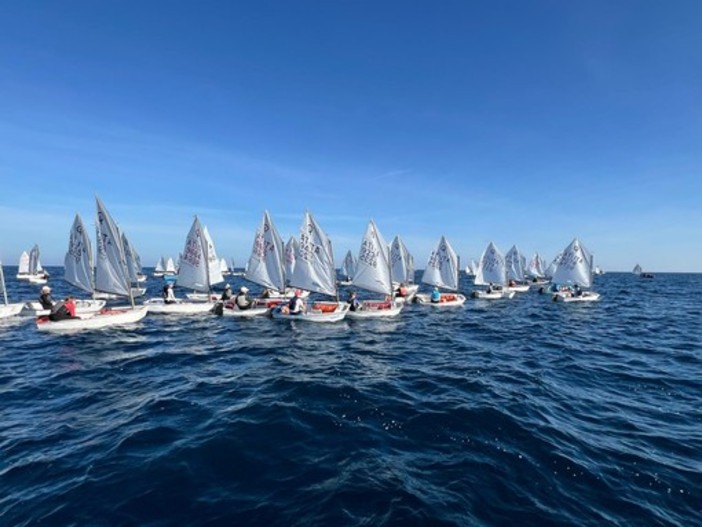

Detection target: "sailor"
[235, 286, 252, 310]
[39, 285, 55, 309]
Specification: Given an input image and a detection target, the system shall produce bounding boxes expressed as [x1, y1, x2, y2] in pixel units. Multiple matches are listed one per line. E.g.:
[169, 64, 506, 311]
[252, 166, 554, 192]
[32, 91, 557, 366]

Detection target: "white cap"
[41, 285, 51, 293]
[240, 286, 249, 293]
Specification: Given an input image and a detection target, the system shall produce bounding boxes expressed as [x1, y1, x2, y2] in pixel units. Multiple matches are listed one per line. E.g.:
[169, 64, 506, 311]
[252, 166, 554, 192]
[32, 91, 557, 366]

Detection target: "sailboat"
[153, 257, 166, 277]
[504, 245, 530, 293]
[271, 211, 349, 322]
[472, 242, 515, 299]
[17, 244, 49, 284]
[220, 210, 283, 317]
[551, 238, 600, 302]
[390, 235, 419, 303]
[284, 237, 297, 285]
[526, 252, 548, 285]
[339, 250, 356, 285]
[219, 257, 231, 276]
[346, 220, 403, 318]
[633, 264, 654, 279]
[24, 219, 107, 317]
[415, 236, 466, 306]
[145, 217, 221, 314]
[0, 260, 24, 319]
[36, 198, 148, 331]
[184, 225, 224, 302]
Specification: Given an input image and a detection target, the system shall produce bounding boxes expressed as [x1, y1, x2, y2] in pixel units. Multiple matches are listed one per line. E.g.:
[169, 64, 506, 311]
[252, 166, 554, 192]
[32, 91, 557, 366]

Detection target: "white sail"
[341, 250, 356, 280]
[202, 226, 224, 286]
[352, 220, 392, 296]
[544, 252, 562, 279]
[176, 217, 211, 292]
[551, 238, 594, 287]
[245, 210, 285, 292]
[284, 236, 297, 284]
[64, 214, 93, 294]
[526, 253, 545, 278]
[95, 197, 131, 297]
[155, 257, 165, 273]
[28, 244, 40, 275]
[290, 211, 337, 297]
[406, 251, 415, 283]
[121, 232, 140, 284]
[165, 257, 177, 274]
[505, 245, 525, 281]
[219, 258, 229, 274]
[475, 242, 507, 286]
[422, 235, 460, 291]
[390, 236, 409, 284]
[18, 251, 30, 274]
[632, 264, 642, 274]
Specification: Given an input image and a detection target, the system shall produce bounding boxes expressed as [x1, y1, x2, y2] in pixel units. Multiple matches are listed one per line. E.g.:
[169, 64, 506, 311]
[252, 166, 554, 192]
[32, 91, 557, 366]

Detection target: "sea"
[1, 268, 700, 526]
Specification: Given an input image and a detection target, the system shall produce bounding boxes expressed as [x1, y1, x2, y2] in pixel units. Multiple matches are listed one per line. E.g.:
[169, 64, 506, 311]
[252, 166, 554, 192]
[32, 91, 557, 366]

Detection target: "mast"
[0, 262, 7, 305]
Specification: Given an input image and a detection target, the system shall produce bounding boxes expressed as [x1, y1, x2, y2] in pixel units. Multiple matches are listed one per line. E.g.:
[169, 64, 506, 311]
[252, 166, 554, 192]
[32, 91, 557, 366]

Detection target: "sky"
[1, 1, 701, 272]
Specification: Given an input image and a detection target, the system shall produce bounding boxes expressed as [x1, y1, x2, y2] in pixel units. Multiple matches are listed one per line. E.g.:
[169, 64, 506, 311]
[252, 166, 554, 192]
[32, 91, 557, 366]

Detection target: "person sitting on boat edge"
[486, 283, 494, 294]
[49, 296, 76, 321]
[163, 283, 177, 304]
[221, 283, 233, 301]
[347, 290, 361, 312]
[39, 285, 55, 309]
[430, 286, 441, 303]
[288, 289, 305, 315]
[573, 283, 583, 297]
[235, 286, 253, 310]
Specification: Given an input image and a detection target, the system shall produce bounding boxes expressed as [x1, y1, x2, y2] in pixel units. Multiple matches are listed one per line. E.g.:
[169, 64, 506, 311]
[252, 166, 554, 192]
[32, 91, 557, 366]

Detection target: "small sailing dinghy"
[551, 238, 600, 302]
[145, 217, 221, 314]
[346, 220, 403, 319]
[218, 211, 282, 317]
[415, 236, 466, 306]
[0, 260, 24, 319]
[504, 245, 530, 293]
[36, 200, 148, 332]
[17, 245, 49, 284]
[390, 235, 419, 303]
[271, 211, 349, 322]
[339, 250, 357, 286]
[471, 242, 515, 299]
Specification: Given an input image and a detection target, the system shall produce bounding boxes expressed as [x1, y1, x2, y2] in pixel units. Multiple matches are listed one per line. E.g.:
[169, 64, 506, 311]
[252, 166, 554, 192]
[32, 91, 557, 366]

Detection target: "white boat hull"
[505, 284, 530, 293]
[36, 306, 148, 332]
[144, 298, 215, 314]
[24, 299, 107, 317]
[271, 301, 349, 322]
[553, 292, 601, 302]
[0, 303, 25, 319]
[470, 290, 516, 300]
[346, 301, 403, 319]
[415, 293, 467, 306]
[216, 302, 270, 318]
[185, 292, 219, 302]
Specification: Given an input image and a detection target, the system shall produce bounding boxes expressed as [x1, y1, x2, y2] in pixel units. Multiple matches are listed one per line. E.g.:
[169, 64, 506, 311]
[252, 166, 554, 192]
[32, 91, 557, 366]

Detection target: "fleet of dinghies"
[4, 203, 612, 329]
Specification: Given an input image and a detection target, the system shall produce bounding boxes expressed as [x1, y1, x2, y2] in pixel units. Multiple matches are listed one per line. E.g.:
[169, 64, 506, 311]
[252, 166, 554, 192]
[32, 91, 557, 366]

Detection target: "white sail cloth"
[352, 220, 392, 296]
[422, 235, 460, 291]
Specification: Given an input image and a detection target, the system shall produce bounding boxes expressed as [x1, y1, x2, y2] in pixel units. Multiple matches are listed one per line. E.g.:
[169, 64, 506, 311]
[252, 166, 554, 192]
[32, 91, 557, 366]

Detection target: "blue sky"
[1, 1, 700, 272]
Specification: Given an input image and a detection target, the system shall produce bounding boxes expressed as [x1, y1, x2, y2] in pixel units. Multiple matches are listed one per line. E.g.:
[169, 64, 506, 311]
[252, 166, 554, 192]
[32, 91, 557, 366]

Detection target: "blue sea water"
[1, 269, 700, 526]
